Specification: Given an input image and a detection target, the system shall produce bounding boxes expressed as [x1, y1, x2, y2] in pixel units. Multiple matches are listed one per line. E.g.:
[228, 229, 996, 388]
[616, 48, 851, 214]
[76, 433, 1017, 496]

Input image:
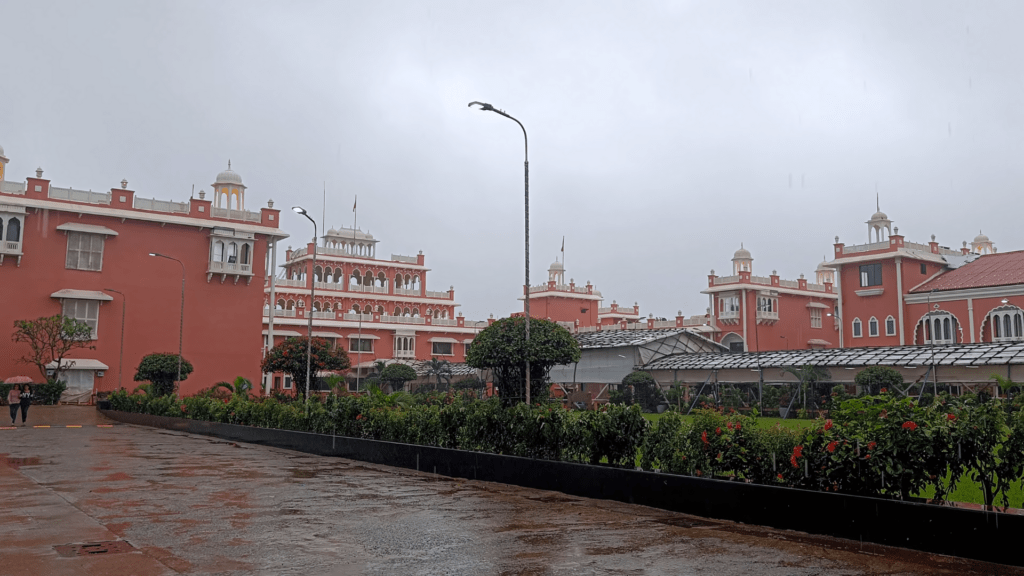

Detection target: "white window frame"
[922, 312, 956, 345]
[868, 317, 879, 337]
[885, 316, 896, 336]
[283, 375, 293, 390]
[809, 308, 822, 329]
[989, 307, 1024, 343]
[852, 318, 862, 338]
[349, 338, 374, 353]
[65, 231, 104, 271]
[431, 342, 454, 356]
[62, 299, 99, 340]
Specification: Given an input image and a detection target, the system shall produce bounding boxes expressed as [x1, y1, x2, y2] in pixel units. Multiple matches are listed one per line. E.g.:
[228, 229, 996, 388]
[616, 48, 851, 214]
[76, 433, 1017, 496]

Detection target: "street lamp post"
[292, 206, 317, 411]
[149, 253, 185, 386]
[927, 289, 939, 397]
[102, 288, 126, 390]
[469, 100, 531, 404]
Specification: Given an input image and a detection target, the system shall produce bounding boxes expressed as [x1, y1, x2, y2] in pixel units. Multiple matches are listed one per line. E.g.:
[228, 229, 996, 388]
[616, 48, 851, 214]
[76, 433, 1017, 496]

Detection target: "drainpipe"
[895, 256, 905, 345]
[265, 237, 278, 395]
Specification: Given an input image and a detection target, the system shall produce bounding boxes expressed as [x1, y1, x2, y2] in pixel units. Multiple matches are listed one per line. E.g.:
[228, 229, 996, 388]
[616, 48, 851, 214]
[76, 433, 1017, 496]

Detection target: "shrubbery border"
[100, 409, 1024, 567]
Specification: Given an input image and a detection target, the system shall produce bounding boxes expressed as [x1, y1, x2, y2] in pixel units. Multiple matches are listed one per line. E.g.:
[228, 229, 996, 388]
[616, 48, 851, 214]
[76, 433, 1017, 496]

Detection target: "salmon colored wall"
[528, 296, 600, 327]
[0, 208, 271, 396]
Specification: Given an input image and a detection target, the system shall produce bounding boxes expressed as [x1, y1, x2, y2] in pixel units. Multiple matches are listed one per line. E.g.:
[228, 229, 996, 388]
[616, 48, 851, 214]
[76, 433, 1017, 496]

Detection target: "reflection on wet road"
[2, 414, 1020, 575]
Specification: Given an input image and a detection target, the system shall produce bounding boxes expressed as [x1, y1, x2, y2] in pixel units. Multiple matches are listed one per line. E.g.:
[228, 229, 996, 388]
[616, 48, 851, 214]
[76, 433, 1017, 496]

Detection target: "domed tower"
[971, 231, 995, 255]
[731, 244, 753, 275]
[212, 161, 246, 211]
[0, 143, 8, 182]
[548, 260, 565, 285]
[815, 257, 835, 285]
[866, 196, 892, 242]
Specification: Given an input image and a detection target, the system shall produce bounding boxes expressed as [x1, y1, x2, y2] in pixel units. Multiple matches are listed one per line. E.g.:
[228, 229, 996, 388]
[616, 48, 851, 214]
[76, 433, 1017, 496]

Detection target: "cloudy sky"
[3, 1, 1021, 321]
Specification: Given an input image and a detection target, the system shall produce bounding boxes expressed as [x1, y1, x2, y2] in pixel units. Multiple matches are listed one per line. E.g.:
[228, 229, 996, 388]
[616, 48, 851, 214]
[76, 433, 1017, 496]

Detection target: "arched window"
[376, 306, 384, 315]
[921, 312, 957, 344]
[395, 274, 403, 288]
[276, 299, 285, 310]
[0, 219, 4, 241]
[403, 307, 411, 317]
[852, 318, 862, 338]
[350, 270, 361, 287]
[363, 270, 373, 286]
[394, 306, 401, 316]
[868, 317, 879, 337]
[5, 217, 18, 242]
[227, 242, 238, 264]
[363, 305, 373, 314]
[314, 265, 323, 283]
[240, 243, 250, 265]
[442, 309, 449, 319]
[885, 316, 896, 336]
[213, 241, 224, 262]
[412, 308, 420, 317]
[286, 300, 295, 310]
[989, 307, 1024, 342]
[378, 272, 387, 288]
[313, 301, 322, 312]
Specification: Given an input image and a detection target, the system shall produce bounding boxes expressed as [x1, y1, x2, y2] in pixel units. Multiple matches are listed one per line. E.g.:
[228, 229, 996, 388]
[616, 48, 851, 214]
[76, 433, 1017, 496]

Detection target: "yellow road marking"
[33, 425, 51, 428]
[97, 424, 114, 428]
[65, 425, 82, 428]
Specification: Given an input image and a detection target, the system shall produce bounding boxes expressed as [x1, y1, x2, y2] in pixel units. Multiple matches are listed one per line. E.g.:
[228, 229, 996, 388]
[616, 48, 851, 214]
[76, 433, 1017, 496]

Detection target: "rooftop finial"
[228, 159, 232, 170]
[876, 192, 879, 212]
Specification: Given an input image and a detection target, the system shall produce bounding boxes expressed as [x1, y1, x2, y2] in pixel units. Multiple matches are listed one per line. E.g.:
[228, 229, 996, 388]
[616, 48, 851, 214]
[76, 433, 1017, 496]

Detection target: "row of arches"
[271, 298, 451, 318]
[288, 264, 423, 292]
[212, 240, 251, 265]
[323, 239, 375, 258]
[850, 306, 1024, 345]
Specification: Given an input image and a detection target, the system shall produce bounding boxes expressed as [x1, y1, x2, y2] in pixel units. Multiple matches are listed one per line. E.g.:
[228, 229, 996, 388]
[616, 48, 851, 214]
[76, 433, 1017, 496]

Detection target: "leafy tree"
[260, 337, 351, 400]
[134, 353, 194, 396]
[782, 364, 833, 414]
[466, 317, 581, 405]
[216, 376, 254, 398]
[12, 315, 95, 384]
[853, 366, 902, 396]
[380, 363, 417, 393]
[425, 358, 453, 391]
[372, 360, 387, 377]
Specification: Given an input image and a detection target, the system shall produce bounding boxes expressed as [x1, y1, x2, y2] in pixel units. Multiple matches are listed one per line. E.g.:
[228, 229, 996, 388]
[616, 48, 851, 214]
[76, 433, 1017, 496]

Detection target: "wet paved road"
[2, 407, 1022, 575]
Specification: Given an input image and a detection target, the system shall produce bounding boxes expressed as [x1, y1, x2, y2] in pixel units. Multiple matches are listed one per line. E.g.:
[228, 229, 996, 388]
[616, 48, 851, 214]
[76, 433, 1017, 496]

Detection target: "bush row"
[108, 389, 1024, 507]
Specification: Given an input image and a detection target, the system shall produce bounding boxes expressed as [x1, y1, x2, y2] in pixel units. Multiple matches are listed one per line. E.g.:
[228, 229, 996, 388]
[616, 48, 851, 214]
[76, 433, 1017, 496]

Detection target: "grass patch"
[642, 412, 815, 431]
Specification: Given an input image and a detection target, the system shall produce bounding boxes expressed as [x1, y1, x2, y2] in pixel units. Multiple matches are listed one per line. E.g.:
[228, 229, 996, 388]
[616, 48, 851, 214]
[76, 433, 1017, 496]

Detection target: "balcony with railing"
[343, 313, 375, 322]
[134, 196, 188, 214]
[49, 186, 110, 205]
[349, 284, 389, 294]
[652, 320, 676, 328]
[682, 316, 709, 327]
[394, 349, 416, 359]
[275, 278, 307, 288]
[394, 287, 420, 296]
[391, 254, 418, 264]
[713, 275, 740, 285]
[381, 315, 425, 325]
[264, 308, 297, 317]
[432, 318, 458, 326]
[211, 207, 262, 222]
[314, 281, 344, 291]
[208, 261, 252, 275]
[0, 240, 21, 254]
[756, 310, 780, 321]
[718, 310, 740, 320]
[312, 311, 336, 319]
[425, 289, 450, 299]
[0, 181, 26, 195]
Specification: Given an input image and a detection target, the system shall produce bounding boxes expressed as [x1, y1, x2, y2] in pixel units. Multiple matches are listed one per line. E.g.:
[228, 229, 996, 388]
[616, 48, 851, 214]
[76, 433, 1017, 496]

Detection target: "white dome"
[870, 210, 888, 221]
[732, 244, 752, 260]
[974, 231, 990, 244]
[817, 259, 829, 271]
[215, 168, 243, 186]
[326, 227, 339, 236]
[327, 227, 375, 241]
[549, 261, 564, 271]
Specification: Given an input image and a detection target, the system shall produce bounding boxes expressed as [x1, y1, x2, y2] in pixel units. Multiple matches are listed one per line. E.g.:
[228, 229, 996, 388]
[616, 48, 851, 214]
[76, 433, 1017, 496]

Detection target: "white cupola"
[866, 195, 893, 242]
[548, 260, 565, 284]
[212, 160, 246, 211]
[815, 257, 835, 285]
[971, 231, 995, 255]
[731, 243, 753, 275]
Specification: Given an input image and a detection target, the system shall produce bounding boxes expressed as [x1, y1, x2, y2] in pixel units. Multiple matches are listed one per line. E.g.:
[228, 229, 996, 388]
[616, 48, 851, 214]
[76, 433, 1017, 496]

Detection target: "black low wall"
[101, 410, 1022, 567]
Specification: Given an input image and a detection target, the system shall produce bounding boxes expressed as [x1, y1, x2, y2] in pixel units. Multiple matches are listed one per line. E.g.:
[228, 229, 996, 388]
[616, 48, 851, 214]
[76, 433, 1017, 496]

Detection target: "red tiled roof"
[911, 250, 1024, 293]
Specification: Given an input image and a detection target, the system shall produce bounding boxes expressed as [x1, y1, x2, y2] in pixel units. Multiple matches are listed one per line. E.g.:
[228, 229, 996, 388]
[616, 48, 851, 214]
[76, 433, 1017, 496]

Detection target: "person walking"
[7, 386, 19, 426]
[18, 384, 32, 426]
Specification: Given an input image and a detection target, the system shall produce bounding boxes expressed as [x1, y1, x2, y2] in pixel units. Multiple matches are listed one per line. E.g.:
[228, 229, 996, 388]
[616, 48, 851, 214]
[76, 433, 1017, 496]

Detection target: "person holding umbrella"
[4, 376, 34, 426]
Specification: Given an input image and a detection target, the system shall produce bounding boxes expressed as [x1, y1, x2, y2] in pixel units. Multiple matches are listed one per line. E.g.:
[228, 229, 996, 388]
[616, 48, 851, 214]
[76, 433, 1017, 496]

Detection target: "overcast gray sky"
[3, 1, 1022, 321]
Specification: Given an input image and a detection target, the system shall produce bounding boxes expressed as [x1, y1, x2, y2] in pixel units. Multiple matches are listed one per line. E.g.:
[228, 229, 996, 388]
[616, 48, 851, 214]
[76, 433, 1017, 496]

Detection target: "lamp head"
[468, 101, 496, 112]
[292, 206, 307, 215]
[1002, 298, 1010, 305]
[148, 253, 159, 257]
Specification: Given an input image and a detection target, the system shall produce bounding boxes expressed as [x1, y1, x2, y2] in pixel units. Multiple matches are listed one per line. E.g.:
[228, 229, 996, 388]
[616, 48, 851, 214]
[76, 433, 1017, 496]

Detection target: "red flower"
[715, 427, 722, 436]
[356, 414, 363, 421]
[947, 413, 956, 421]
[777, 473, 783, 480]
[879, 409, 888, 419]
[823, 419, 833, 431]
[865, 454, 871, 460]
[790, 455, 799, 468]
[902, 421, 918, 431]
[726, 422, 734, 430]
[826, 441, 838, 453]
[701, 430, 709, 445]
[180, 404, 187, 412]
[793, 445, 804, 458]
[880, 388, 888, 393]
[717, 452, 723, 460]
[867, 441, 877, 450]
[735, 423, 741, 431]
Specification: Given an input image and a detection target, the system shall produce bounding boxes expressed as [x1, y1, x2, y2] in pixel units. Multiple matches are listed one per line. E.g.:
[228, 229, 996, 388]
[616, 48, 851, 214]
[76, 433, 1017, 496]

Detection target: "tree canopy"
[12, 315, 95, 384]
[466, 317, 581, 404]
[260, 337, 351, 399]
[380, 363, 417, 392]
[134, 353, 194, 396]
[621, 371, 665, 412]
[854, 366, 903, 395]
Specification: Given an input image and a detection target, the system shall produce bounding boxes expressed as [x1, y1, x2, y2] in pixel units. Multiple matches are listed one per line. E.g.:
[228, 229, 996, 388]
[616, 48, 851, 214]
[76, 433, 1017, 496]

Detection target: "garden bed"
[101, 408, 1024, 567]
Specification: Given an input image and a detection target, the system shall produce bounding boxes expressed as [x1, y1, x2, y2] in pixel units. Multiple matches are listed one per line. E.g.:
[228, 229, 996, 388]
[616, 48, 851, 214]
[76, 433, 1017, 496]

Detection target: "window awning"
[806, 302, 830, 309]
[807, 339, 832, 346]
[428, 337, 459, 343]
[462, 338, 474, 344]
[312, 331, 342, 338]
[262, 329, 303, 337]
[50, 289, 113, 301]
[346, 334, 380, 340]
[45, 359, 109, 370]
[56, 222, 119, 236]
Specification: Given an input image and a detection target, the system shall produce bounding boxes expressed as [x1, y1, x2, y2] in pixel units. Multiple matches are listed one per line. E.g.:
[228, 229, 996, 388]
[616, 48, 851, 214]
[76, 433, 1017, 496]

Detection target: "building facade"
[262, 225, 489, 392]
[0, 146, 286, 400]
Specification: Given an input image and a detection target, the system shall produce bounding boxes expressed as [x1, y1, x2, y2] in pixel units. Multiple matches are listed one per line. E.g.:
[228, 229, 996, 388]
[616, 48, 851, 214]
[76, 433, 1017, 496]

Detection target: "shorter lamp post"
[102, 288, 126, 390]
[149, 253, 185, 386]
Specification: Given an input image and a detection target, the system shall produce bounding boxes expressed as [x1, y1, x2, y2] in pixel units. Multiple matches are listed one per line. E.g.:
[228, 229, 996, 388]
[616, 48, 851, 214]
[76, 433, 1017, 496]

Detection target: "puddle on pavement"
[1, 455, 41, 470]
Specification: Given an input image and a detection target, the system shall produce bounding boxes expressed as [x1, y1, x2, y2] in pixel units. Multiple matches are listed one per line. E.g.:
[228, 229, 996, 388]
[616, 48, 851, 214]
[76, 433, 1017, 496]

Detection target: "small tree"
[380, 363, 417, 393]
[621, 371, 666, 412]
[134, 353, 194, 396]
[260, 337, 351, 400]
[854, 366, 903, 396]
[216, 376, 254, 398]
[12, 315, 95, 384]
[425, 357, 453, 391]
[466, 317, 581, 405]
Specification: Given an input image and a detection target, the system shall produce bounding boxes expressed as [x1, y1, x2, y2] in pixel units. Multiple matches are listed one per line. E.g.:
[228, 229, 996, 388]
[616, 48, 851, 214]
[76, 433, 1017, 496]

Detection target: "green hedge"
[108, 389, 1024, 507]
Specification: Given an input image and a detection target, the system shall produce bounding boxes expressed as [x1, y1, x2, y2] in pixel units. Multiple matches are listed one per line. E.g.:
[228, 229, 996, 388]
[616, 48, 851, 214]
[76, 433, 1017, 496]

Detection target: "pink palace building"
[0, 144, 287, 400]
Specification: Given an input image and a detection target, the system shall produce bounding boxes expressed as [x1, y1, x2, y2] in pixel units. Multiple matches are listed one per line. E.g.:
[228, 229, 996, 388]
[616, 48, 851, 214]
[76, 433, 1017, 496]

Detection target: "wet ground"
[1, 406, 1022, 575]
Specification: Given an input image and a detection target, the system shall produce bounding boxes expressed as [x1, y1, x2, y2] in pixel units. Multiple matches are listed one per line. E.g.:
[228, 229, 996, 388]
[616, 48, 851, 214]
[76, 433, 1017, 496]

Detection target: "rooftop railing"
[391, 254, 418, 264]
[432, 318, 458, 326]
[134, 196, 188, 213]
[0, 181, 26, 195]
[49, 186, 110, 205]
[211, 207, 262, 222]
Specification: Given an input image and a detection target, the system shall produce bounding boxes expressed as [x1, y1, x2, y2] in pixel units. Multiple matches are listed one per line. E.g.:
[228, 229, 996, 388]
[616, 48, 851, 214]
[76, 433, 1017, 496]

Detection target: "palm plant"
[425, 358, 452, 391]
[216, 376, 253, 398]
